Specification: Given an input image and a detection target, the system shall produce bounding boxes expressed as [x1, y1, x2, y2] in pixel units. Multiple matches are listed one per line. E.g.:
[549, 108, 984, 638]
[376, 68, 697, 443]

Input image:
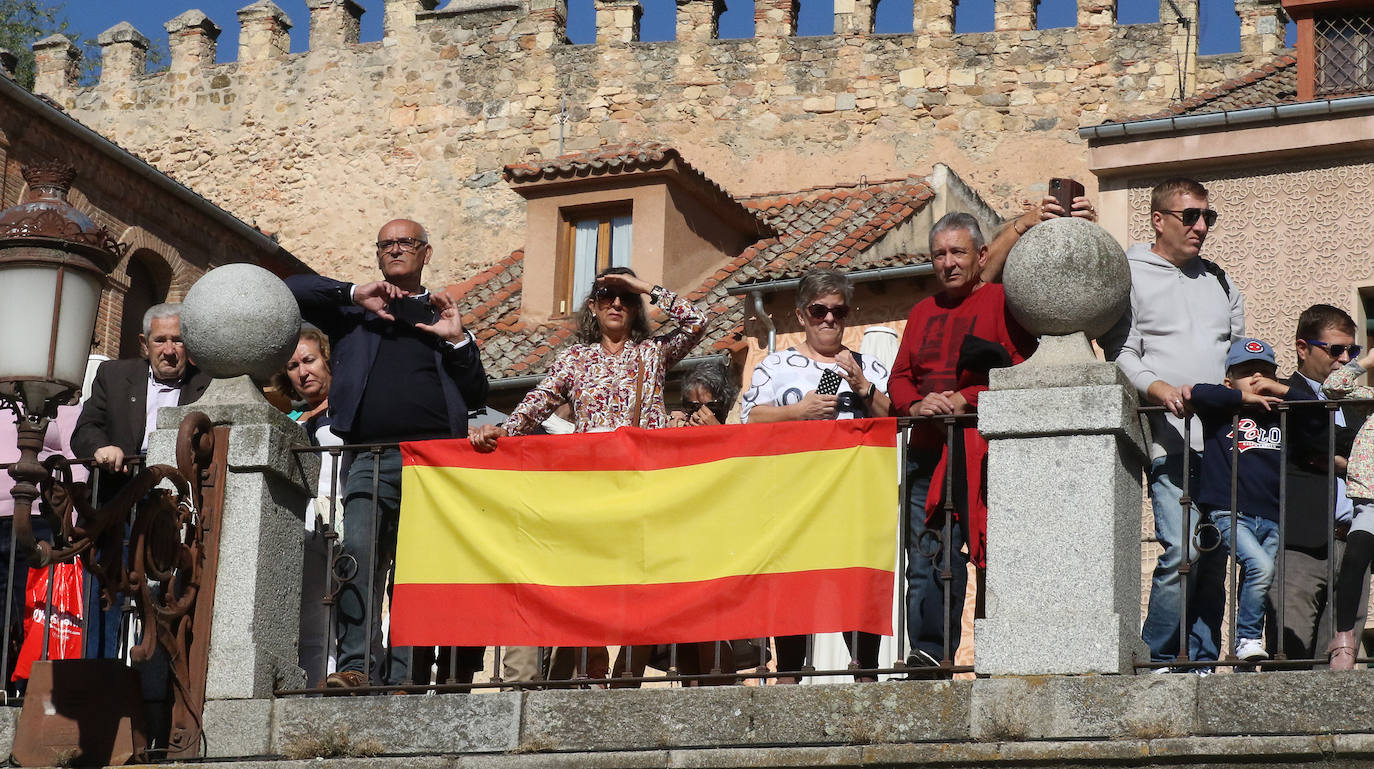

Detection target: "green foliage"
[0, 0, 97, 89]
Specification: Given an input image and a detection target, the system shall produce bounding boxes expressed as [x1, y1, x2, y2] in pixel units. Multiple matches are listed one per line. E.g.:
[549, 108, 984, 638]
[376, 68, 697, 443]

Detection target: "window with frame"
[1316, 12, 1374, 96]
[555, 206, 633, 316]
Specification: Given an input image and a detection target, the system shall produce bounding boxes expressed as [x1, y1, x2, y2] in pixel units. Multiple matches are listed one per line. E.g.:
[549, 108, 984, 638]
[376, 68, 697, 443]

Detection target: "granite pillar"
[976, 363, 1148, 675]
[147, 384, 316, 755]
[146, 263, 308, 757]
[974, 216, 1147, 675]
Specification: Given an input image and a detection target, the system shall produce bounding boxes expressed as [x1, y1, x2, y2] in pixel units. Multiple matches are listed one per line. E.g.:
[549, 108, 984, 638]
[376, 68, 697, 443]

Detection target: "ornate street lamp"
[0, 160, 122, 565]
[0, 161, 227, 766]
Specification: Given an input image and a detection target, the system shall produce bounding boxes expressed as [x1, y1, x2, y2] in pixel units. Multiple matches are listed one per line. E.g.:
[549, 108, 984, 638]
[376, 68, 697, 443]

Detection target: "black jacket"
[72, 358, 211, 459]
[1282, 372, 1362, 553]
[285, 275, 489, 441]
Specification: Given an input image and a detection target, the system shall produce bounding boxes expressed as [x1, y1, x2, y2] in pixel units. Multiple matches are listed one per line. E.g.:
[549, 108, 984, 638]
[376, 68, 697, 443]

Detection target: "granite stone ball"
[1002, 217, 1130, 340]
[181, 263, 301, 381]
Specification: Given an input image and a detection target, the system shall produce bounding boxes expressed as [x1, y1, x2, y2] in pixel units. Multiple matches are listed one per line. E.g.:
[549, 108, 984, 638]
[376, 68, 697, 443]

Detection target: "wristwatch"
[649, 285, 666, 305]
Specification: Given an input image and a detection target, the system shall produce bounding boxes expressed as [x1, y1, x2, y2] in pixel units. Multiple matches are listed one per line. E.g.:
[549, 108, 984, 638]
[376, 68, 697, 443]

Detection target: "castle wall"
[37, 0, 1288, 288]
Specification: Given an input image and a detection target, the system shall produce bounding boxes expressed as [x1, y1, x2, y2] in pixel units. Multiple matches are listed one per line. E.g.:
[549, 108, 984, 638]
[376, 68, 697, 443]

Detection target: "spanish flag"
[391, 418, 898, 647]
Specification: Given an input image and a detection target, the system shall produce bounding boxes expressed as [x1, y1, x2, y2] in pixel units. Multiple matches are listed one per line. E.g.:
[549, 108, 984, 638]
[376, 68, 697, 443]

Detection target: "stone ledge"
[19, 673, 1374, 766]
[140, 731, 1374, 768]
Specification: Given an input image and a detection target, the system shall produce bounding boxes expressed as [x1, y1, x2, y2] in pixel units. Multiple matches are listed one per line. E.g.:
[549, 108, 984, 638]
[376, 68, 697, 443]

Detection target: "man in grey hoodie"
[1101, 178, 1245, 669]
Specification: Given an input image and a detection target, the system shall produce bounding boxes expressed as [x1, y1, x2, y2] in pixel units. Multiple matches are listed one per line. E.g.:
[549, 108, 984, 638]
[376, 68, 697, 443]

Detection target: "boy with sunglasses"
[1102, 177, 1244, 671]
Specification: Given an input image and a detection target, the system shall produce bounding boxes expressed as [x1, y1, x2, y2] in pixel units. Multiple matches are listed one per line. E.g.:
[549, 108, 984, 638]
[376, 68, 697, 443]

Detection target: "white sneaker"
[1236, 638, 1268, 662]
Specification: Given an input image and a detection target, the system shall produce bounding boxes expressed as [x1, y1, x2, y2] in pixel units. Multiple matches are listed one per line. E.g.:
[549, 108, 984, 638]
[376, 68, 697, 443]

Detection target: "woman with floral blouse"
[469, 265, 709, 684]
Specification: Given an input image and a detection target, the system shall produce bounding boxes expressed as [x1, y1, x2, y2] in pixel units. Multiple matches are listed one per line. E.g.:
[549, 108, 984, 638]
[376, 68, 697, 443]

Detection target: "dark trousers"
[1267, 543, 1369, 666]
[904, 451, 968, 662]
[336, 449, 410, 685]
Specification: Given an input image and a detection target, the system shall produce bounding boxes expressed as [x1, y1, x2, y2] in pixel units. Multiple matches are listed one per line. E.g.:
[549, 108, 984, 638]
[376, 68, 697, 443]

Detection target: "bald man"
[285, 219, 489, 688]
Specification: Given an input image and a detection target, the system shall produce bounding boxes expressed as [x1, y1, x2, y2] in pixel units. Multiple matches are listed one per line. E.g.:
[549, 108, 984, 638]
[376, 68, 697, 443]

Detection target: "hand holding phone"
[817, 368, 842, 395]
[1048, 177, 1085, 217]
[391, 296, 438, 327]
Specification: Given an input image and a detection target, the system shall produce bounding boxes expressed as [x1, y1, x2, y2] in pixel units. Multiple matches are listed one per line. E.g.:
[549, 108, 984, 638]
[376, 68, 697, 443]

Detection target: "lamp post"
[0, 160, 122, 566]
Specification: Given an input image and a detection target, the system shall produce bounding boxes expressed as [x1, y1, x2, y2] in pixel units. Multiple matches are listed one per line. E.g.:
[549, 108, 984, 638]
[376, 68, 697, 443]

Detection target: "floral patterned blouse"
[502, 287, 708, 436]
[1323, 360, 1374, 500]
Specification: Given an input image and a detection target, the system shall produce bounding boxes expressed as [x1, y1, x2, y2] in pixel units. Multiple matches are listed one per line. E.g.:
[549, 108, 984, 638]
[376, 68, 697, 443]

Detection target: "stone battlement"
[40, 0, 1290, 94]
[31, 0, 1291, 287]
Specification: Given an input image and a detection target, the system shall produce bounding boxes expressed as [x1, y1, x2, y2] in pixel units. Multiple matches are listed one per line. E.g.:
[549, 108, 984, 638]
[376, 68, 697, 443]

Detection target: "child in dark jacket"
[1187, 338, 1289, 663]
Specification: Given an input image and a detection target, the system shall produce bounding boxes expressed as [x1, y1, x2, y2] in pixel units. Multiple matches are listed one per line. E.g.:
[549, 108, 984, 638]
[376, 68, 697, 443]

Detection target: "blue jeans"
[1212, 512, 1279, 642]
[903, 451, 967, 662]
[1140, 453, 1224, 663]
[336, 448, 410, 685]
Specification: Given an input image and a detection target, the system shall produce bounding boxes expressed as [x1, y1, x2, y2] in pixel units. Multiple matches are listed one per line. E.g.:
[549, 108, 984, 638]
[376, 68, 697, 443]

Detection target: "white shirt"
[143, 370, 183, 452]
[741, 348, 890, 423]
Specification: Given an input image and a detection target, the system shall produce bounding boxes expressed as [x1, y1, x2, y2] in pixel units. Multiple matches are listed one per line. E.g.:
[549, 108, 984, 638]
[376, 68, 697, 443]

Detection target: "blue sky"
[59, 0, 1293, 61]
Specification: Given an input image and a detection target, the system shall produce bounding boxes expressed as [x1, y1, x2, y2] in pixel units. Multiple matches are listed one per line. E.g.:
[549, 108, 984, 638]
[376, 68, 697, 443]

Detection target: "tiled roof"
[1115, 55, 1298, 122]
[457, 176, 937, 381]
[503, 141, 773, 237]
[733, 178, 936, 284]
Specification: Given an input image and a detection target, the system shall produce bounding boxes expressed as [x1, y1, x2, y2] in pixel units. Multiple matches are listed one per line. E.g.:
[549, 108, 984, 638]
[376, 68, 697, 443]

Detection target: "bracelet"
[864, 383, 876, 400]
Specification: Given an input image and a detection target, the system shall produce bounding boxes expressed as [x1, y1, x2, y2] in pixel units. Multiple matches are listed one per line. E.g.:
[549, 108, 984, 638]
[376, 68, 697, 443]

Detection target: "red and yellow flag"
[390, 418, 898, 647]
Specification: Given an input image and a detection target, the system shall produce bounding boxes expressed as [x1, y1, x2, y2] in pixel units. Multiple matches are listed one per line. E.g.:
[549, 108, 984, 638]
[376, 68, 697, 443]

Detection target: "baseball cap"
[1226, 338, 1276, 369]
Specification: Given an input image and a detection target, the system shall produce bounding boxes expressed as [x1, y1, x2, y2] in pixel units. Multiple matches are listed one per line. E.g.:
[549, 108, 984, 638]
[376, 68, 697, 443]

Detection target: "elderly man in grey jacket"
[1101, 178, 1245, 671]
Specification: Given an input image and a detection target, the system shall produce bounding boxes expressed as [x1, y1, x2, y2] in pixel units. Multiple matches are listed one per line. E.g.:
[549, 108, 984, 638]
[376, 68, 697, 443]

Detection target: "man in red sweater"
[889, 212, 1036, 672]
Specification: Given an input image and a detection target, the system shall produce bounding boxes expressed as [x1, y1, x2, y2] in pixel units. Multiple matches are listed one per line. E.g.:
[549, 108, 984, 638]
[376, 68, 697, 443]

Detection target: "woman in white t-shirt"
[740, 268, 892, 684]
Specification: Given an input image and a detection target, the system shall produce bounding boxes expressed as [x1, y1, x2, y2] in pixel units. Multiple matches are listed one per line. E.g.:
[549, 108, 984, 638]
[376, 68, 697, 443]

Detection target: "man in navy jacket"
[286, 218, 488, 688]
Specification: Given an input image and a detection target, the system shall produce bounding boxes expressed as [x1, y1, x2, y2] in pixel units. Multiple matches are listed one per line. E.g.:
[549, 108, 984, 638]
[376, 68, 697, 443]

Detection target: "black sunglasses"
[1159, 208, 1218, 227]
[683, 399, 723, 414]
[1304, 339, 1362, 358]
[805, 303, 851, 321]
[592, 285, 638, 305]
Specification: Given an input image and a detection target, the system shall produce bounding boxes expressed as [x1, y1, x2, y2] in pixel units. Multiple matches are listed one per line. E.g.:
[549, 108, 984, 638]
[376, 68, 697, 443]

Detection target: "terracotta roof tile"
[462, 176, 937, 381]
[503, 141, 773, 237]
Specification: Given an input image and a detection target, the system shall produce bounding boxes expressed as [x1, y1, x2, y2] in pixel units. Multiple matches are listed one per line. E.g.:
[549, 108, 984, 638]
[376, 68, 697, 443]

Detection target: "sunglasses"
[683, 399, 724, 414]
[1304, 339, 1363, 358]
[1159, 208, 1219, 228]
[591, 285, 638, 305]
[805, 303, 851, 321]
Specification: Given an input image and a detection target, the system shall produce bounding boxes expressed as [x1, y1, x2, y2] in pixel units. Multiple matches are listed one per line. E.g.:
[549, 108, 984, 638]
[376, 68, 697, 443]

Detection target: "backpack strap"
[1201, 258, 1231, 299]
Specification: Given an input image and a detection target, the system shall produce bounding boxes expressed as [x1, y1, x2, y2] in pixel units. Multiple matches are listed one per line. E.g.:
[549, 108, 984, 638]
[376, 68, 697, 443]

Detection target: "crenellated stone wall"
[35, 0, 1290, 287]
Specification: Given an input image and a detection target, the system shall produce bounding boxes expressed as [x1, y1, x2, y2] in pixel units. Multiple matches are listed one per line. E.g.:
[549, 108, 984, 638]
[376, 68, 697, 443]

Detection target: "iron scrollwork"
[27, 411, 224, 761]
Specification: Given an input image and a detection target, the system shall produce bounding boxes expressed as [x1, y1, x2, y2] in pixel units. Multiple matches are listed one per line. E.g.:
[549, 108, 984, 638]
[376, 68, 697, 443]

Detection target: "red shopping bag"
[12, 559, 84, 681]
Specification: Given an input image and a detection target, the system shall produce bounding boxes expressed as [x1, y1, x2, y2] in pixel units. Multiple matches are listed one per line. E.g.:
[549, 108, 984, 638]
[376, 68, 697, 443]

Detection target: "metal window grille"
[1316, 12, 1374, 96]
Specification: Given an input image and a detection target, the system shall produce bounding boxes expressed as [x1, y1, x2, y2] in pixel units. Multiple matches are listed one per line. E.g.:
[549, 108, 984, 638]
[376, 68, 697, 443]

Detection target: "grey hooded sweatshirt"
[1100, 243, 1246, 460]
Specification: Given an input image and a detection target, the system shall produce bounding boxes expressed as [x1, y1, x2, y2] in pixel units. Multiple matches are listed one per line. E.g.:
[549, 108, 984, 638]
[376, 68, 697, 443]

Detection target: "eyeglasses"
[375, 237, 427, 253]
[805, 303, 851, 321]
[1304, 339, 1362, 358]
[592, 285, 638, 305]
[1158, 208, 1219, 228]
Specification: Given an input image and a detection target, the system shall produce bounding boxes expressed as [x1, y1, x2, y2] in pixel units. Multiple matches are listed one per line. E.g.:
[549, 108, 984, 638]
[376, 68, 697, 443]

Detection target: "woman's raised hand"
[596, 272, 653, 295]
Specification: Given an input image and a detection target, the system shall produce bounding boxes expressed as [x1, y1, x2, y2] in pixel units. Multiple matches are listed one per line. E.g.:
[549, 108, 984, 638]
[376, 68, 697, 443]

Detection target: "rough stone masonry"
[34, 0, 1288, 288]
